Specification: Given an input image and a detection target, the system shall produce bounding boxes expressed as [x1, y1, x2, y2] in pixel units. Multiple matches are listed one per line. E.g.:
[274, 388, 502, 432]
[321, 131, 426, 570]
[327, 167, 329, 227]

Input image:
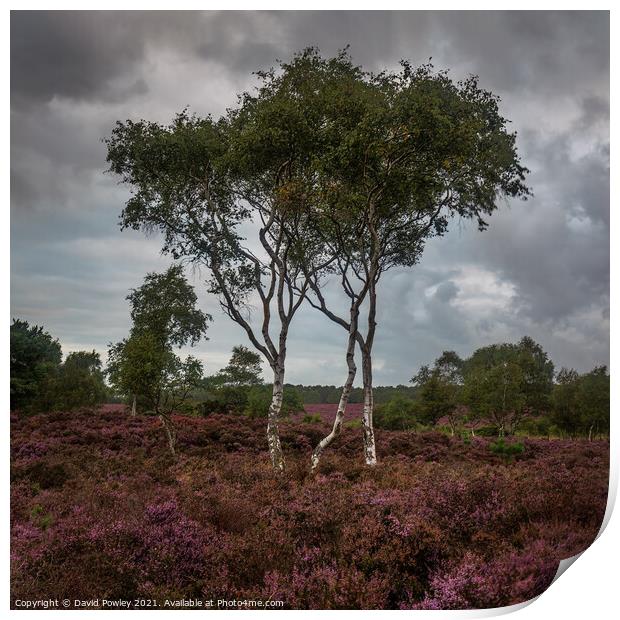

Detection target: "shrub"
[489, 438, 525, 461]
[17, 461, 70, 489]
[197, 385, 250, 416]
[374, 396, 418, 431]
[344, 419, 362, 429]
[519, 414, 552, 437]
[10, 407, 608, 609]
[302, 413, 322, 424]
[10, 319, 62, 412]
[244, 385, 304, 419]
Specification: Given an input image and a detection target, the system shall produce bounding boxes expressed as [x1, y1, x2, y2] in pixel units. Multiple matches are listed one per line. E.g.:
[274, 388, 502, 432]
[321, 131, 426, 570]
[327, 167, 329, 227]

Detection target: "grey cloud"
[11, 11, 149, 104]
[10, 11, 609, 383]
[430, 11, 609, 97]
[434, 281, 459, 303]
[468, 133, 609, 324]
[194, 12, 283, 73]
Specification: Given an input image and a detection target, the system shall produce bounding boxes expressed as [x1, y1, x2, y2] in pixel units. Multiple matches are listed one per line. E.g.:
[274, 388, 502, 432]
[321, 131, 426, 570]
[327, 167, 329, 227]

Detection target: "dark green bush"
[302, 413, 323, 424]
[374, 396, 419, 431]
[197, 385, 250, 416]
[489, 438, 525, 461]
[244, 385, 305, 419]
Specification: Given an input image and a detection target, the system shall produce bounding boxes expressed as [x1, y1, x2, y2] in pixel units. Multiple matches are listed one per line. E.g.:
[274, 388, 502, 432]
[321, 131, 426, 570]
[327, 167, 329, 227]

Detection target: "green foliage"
[415, 371, 458, 426]
[244, 387, 273, 419]
[489, 438, 525, 461]
[301, 413, 323, 424]
[196, 385, 250, 416]
[105, 48, 530, 417]
[289, 51, 531, 280]
[464, 337, 554, 415]
[213, 345, 264, 387]
[374, 395, 419, 431]
[551, 366, 609, 438]
[105, 104, 299, 351]
[551, 368, 581, 436]
[519, 415, 553, 438]
[48, 350, 108, 411]
[106, 268, 208, 417]
[475, 425, 501, 437]
[405, 338, 565, 437]
[190, 345, 265, 416]
[10, 319, 62, 412]
[462, 337, 553, 435]
[107, 332, 164, 407]
[463, 362, 525, 436]
[108, 330, 204, 417]
[106, 110, 237, 267]
[30, 504, 54, 531]
[433, 351, 465, 384]
[128, 265, 211, 347]
[344, 419, 362, 429]
[244, 385, 305, 419]
[576, 366, 610, 437]
[514, 336, 555, 414]
[10, 320, 107, 413]
[290, 384, 418, 404]
[411, 351, 464, 432]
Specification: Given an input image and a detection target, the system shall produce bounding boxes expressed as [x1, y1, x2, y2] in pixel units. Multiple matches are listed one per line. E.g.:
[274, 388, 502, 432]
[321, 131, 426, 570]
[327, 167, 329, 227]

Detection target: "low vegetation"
[11, 407, 608, 609]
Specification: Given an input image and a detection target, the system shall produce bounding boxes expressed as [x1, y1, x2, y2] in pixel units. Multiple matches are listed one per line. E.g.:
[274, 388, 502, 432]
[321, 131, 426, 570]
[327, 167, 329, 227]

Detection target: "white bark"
[131, 394, 137, 417]
[267, 368, 285, 473]
[360, 275, 378, 467]
[361, 351, 377, 466]
[310, 327, 357, 472]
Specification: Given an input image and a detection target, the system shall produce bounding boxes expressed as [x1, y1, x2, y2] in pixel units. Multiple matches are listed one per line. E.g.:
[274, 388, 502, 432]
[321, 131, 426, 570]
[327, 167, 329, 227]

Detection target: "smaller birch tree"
[106, 266, 209, 456]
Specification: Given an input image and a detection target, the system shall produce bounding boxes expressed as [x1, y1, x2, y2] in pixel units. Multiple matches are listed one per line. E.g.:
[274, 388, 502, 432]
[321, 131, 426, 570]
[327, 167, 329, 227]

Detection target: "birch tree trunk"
[361, 346, 377, 466]
[131, 394, 137, 417]
[310, 306, 359, 472]
[159, 414, 177, 458]
[267, 365, 286, 473]
[360, 273, 378, 467]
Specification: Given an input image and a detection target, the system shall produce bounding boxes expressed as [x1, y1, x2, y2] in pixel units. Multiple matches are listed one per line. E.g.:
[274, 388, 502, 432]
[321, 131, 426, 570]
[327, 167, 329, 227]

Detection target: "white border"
[4, 4, 615, 618]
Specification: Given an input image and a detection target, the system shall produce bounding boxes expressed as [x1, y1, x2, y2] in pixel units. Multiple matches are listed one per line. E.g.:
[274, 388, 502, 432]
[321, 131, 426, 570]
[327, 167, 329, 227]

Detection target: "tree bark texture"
[267, 367, 286, 473]
[310, 306, 359, 472]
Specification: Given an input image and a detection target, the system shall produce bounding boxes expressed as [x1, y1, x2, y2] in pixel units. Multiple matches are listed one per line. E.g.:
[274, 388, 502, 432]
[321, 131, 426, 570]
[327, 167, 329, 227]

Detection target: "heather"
[11, 407, 608, 609]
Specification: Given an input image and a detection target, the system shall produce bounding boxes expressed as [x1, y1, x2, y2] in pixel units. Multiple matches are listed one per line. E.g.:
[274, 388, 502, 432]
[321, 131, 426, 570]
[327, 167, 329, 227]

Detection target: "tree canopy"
[106, 268, 209, 456]
[50, 350, 108, 411]
[10, 319, 62, 412]
[551, 366, 609, 438]
[128, 264, 211, 347]
[214, 345, 264, 387]
[106, 47, 531, 471]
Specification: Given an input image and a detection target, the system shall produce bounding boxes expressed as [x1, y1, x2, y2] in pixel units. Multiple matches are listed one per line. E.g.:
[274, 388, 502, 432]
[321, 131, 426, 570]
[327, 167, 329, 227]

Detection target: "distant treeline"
[11, 316, 609, 443]
[286, 384, 418, 404]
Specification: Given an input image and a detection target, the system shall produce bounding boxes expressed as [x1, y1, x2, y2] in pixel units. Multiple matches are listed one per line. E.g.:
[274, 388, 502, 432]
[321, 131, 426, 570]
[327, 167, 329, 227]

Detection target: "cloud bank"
[10, 10, 609, 384]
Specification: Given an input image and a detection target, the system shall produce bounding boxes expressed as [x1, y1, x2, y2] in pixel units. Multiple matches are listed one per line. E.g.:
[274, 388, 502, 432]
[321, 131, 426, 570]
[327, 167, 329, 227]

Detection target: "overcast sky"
[10, 10, 609, 385]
